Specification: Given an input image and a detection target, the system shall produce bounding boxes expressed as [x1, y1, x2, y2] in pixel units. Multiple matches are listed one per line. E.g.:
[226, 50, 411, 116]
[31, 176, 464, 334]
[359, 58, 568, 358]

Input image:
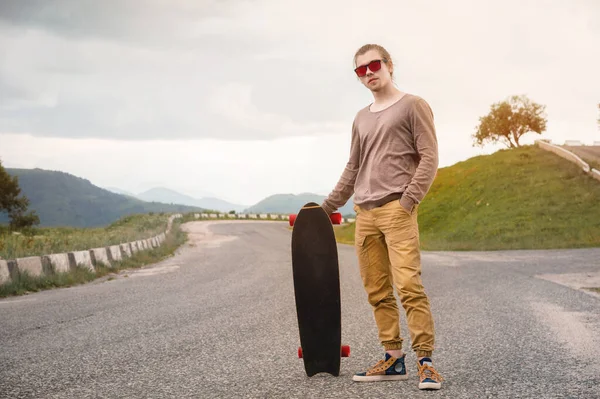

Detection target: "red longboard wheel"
[298, 347, 303, 358]
[330, 213, 342, 225]
[341, 345, 350, 357]
[289, 214, 297, 227]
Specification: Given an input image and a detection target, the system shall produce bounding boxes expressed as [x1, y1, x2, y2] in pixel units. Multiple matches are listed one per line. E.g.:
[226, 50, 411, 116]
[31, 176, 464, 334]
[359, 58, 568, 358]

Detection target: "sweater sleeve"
[321, 120, 360, 215]
[399, 98, 439, 212]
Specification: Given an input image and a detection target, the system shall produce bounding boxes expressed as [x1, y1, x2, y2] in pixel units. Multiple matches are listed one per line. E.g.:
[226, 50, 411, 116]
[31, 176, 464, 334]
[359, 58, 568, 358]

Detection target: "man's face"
[354, 50, 393, 92]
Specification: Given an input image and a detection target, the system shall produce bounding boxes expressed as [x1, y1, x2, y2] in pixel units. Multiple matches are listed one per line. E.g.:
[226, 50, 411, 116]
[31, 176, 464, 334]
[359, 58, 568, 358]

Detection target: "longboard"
[290, 202, 349, 377]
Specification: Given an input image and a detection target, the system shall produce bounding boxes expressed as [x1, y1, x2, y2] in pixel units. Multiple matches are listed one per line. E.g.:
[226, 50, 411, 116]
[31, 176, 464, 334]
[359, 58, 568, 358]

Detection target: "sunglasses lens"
[369, 60, 382, 72]
[355, 60, 383, 77]
[355, 66, 368, 77]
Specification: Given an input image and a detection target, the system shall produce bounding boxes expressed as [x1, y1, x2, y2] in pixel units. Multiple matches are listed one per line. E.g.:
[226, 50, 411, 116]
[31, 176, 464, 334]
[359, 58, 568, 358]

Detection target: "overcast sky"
[1, 0, 598, 205]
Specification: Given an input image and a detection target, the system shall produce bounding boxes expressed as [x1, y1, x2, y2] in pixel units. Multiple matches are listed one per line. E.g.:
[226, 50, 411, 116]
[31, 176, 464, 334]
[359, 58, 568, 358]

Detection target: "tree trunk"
[504, 135, 516, 148]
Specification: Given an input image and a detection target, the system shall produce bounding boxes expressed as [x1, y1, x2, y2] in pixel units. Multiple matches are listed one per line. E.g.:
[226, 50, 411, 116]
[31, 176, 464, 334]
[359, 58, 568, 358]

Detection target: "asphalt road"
[1, 221, 600, 398]
[563, 145, 600, 168]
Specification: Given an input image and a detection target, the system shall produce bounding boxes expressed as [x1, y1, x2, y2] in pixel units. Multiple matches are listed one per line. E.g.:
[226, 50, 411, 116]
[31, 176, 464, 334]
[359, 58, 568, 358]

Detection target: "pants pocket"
[379, 204, 416, 242]
[354, 234, 370, 273]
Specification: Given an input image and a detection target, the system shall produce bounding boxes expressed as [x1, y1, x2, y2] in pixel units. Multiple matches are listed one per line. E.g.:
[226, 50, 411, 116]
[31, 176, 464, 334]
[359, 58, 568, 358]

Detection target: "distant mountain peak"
[3, 168, 204, 227]
[244, 192, 355, 216]
[137, 187, 247, 212]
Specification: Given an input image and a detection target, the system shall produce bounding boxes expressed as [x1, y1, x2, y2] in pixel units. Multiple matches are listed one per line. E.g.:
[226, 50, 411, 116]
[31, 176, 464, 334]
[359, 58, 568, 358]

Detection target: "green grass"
[333, 225, 355, 246]
[0, 213, 170, 259]
[0, 221, 187, 298]
[334, 145, 600, 251]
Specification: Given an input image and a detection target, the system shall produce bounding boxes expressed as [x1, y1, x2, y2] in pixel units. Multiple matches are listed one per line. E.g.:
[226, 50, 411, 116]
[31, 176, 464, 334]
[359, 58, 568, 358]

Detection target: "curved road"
[562, 145, 600, 168]
[1, 221, 600, 398]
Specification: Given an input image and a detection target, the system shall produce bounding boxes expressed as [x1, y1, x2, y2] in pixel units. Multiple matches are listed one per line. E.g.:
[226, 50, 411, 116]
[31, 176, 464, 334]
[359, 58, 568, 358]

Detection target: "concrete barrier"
[564, 140, 582, 146]
[594, 141, 600, 146]
[108, 245, 123, 262]
[0, 214, 182, 287]
[120, 243, 132, 258]
[249, 214, 257, 219]
[0, 260, 9, 284]
[69, 251, 94, 271]
[592, 169, 600, 182]
[536, 140, 590, 173]
[259, 214, 268, 219]
[347, 218, 356, 223]
[91, 248, 111, 267]
[44, 253, 70, 273]
[228, 214, 236, 218]
[16, 256, 44, 277]
[209, 213, 217, 218]
[194, 213, 200, 219]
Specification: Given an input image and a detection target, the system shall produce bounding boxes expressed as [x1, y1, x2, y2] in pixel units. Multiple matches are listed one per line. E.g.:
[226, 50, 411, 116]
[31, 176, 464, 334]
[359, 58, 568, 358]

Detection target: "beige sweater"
[322, 93, 438, 214]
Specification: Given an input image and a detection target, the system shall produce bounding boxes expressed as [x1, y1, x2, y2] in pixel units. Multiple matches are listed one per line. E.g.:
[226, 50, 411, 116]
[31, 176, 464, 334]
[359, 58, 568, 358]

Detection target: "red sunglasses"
[354, 59, 386, 77]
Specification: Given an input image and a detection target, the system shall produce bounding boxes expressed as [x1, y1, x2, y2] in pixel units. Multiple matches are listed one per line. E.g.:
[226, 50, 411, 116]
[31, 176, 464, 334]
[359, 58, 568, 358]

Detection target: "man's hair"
[354, 44, 394, 78]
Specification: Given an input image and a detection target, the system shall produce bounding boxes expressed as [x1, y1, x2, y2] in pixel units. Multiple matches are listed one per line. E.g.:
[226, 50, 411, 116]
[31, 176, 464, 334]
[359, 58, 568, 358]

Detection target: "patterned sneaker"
[417, 358, 443, 390]
[352, 353, 408, 382]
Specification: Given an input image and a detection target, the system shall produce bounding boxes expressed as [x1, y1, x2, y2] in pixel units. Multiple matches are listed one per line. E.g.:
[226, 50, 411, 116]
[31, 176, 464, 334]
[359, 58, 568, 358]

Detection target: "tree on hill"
[473, 95, 547, 148]
[0, 160, 40, 230]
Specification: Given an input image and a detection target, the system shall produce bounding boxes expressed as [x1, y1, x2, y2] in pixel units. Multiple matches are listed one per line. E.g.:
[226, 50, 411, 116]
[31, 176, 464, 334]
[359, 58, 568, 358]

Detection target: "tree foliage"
[473, 95, 547, 148]
[0, 160, 40, 230]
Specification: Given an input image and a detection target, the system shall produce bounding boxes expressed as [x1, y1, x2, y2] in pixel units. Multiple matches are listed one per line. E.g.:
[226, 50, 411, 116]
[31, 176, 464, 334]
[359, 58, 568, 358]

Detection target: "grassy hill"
[335, 145, 600, 250]
[245, 193, 356, 216]
[1, 168, 203, 228]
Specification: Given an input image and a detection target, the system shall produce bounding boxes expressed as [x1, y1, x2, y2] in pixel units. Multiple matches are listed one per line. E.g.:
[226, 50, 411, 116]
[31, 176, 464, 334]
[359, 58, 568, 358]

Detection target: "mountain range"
[1, 168, 355, 228]
[106, 187, 357, 216]
[1, 169, 204, 228]
[104, 187, 247, 213]
[244, 193, 355, 216]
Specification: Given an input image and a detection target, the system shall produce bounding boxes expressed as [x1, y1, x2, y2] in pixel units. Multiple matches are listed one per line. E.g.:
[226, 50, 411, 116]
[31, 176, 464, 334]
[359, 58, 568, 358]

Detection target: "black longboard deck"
[291, 202, 341, 377]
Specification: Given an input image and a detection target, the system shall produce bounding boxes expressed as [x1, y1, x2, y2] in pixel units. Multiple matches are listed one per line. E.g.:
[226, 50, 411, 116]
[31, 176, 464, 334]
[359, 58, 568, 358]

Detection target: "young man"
[321, 44, 443, 390]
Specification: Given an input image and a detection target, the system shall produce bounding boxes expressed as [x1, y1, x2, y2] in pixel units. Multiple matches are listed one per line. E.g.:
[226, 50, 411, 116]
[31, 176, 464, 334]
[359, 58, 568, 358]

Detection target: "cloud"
[0, 0, 234, 44]
[0, 0, 598, 144]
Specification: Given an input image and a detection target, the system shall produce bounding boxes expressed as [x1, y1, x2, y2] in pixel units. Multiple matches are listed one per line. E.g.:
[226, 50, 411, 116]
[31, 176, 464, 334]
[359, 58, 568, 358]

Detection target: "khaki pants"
[353, 199, 434, 358]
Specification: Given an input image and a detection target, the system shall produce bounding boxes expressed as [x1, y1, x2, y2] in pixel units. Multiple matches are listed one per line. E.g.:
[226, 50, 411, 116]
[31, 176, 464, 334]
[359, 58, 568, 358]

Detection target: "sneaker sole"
[352, 374, 409, 382]
[419, 381, 442, 390]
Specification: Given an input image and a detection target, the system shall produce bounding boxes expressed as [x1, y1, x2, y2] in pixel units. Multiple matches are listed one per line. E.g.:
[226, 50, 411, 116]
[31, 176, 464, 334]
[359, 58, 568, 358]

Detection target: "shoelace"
[417, 363, 444, 382]
[367, 359, 386, 373]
